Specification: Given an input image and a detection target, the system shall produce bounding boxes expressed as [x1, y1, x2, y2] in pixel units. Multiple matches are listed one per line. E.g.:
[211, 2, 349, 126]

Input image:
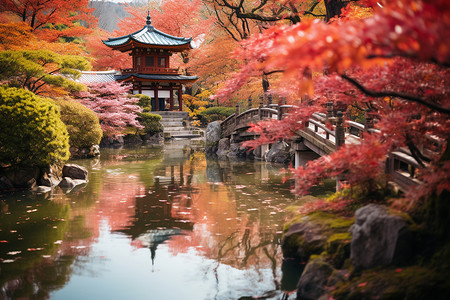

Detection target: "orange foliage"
[0, 22, 35, 50]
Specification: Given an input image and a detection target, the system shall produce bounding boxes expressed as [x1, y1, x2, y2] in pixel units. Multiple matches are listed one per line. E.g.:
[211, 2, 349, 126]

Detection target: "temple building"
[81, 13, 198, 112]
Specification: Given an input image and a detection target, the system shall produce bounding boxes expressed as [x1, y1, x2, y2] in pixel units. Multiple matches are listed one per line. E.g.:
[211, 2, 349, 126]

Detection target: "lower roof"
[76, 71, 199, 85]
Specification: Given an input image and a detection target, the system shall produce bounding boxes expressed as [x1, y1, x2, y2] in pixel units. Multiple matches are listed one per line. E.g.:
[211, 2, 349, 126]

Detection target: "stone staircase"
[153, 111, 203, 139]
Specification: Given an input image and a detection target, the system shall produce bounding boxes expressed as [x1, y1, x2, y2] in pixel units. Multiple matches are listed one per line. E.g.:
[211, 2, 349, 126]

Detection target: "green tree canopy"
[53, 98, 103, 149]
[0, 86, 70, 168]
[0, 50, 91, 95]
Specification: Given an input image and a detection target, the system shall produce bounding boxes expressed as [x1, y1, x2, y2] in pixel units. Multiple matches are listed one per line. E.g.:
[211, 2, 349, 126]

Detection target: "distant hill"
[90, 1, 148, 32]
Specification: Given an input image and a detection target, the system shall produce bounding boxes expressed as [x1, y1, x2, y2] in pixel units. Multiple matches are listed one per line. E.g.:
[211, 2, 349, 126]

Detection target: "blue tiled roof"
[77, 71, 120, 84]
[103, 15, 192, 48]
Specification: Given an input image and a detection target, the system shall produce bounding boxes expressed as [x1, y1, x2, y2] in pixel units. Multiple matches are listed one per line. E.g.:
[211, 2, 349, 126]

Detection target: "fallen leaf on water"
[395, 268, 402, 272]
[7, 251, 21, 255]
[357, 282, 367, 287]
[0, 240, 8, 243]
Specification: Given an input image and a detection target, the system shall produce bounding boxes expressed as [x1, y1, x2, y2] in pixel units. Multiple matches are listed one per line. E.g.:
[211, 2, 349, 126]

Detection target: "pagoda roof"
[103, 14, 192, 52]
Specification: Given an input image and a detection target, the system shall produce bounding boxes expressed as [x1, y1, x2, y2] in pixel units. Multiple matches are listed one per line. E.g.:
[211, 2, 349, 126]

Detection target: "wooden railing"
[221, 104, 286, 137]
[121, 67, 179, 75]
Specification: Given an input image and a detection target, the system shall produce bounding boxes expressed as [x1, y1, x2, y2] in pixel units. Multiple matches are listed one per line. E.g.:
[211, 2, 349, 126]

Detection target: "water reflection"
[1, 141, 308, 299]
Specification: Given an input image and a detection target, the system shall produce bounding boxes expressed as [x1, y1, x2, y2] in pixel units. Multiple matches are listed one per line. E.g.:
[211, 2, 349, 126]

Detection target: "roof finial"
[146, 11, 152, 26]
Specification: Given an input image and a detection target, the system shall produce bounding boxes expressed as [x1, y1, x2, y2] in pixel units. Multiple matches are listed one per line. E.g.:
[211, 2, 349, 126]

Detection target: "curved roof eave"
[103, 24, 193, 49]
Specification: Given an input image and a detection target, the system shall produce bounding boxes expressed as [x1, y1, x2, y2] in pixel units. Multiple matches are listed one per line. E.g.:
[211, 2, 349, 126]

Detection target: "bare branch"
[341, 74, 450, 114]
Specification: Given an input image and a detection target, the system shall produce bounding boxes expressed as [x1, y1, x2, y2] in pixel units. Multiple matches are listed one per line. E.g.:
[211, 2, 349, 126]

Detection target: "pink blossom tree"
[75, 81, 143, 136]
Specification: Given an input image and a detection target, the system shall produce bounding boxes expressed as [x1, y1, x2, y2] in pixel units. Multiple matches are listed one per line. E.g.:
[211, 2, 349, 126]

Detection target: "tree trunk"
[324, 0, 346, 22]
[262, 73, 270, 94]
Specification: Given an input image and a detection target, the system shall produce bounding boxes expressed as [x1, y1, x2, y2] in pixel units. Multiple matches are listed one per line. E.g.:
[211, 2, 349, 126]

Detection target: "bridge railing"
[221, 104, 290, 137]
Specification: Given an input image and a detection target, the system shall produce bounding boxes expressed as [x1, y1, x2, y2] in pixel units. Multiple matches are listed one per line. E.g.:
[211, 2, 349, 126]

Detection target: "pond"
[0, 141, 331, 300]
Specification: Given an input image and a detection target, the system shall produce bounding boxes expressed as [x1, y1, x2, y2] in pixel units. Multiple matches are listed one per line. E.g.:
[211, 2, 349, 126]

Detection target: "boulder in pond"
[350, 204, 413, 270]
[228, 143, 247, 158]
[266, 141, 291, 164]
[62, 164, 88, 181]
[59, 177, 76, 189]
[39, 165, 61, 187]
[216, 138, 230, 156]
[205, 121, 221, 153]
[0, 167, 39, 189]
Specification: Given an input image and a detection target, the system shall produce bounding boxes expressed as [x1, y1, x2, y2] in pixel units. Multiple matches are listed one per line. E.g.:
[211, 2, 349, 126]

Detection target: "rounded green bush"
[198, 106, 235, 124]
[53, 98, 102, 149]
[133, 94, 152, 112]
[138, 112, 163, 133]
[0, 86, 70, 167]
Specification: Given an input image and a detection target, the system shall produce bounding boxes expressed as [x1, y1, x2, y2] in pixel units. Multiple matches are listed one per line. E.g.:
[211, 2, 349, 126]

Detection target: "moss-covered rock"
[332, 265, 450, 300]
[297, 256, 336, 300]
[282, 211, 354, 265]
[350, 204, 414, 270]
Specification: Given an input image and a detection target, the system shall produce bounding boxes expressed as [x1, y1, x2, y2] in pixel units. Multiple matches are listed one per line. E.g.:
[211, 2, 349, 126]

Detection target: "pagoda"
[103, 13, 199, 111]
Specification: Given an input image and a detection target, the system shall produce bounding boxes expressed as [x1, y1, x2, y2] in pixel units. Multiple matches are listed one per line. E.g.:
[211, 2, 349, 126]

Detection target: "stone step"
[163, 126, 187, 131]
[153, 111, 189, 118]
[160, 118, 186, 122]
[161, 122, 185, 126]
[172, 133, 202, 139]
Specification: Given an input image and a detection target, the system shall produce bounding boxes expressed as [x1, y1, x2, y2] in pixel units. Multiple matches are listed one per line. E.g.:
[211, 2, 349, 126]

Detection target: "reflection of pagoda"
[117, 174, 195, 265]
[102, 13, 199, 111]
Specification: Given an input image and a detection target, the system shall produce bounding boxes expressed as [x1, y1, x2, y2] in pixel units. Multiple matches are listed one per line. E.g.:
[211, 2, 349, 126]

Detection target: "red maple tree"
[215, 0, 449, 207]
[0, 0, 96, 42]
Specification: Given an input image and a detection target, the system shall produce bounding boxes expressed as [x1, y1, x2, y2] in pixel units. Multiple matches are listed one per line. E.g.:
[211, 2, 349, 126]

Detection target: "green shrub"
[198, 106, 235, 124]
[133, 94, 152, 112]
[53, 98, 103, 149]
[138, 112, 163, 134]
[0, 86, 70, 167]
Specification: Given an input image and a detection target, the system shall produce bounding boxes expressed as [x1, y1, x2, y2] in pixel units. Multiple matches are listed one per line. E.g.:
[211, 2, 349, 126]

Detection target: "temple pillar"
[169, 85, 174, 111]
[154, 84, 159, 111]
[178, 86, 183, 111]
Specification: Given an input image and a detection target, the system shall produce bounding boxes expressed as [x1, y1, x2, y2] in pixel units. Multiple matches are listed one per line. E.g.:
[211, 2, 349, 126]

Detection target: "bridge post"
[364, 110, 374, 132]
[277, 104, 282, 120]
[335, 111, 345, 148]
[267, 94, 272, 107]
[260, 144, 269, 160]
[335, 111, 346, 190]
[259, 102, 263, 120]
[326, 102, 334, 118]
[235, 104, 239, 128]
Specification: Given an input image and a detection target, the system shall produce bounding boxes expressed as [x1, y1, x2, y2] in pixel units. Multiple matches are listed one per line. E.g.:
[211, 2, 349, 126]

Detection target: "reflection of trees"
[0, 192, 72, 299]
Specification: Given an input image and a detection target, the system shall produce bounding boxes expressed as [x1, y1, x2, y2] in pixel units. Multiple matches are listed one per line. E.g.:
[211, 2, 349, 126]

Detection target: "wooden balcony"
[121, 67, 179, 75]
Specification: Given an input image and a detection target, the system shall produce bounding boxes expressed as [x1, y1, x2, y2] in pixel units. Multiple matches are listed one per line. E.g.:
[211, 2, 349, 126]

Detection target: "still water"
[0, 141, 318, 300]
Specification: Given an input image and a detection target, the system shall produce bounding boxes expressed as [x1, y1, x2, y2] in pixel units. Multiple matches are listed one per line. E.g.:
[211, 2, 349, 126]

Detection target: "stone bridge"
[219, 102, 423, 192]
